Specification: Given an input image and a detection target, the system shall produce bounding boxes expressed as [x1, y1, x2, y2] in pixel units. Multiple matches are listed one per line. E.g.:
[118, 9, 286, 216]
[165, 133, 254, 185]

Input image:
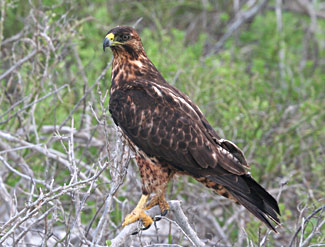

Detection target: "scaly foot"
[122, 207, 153, 227]
[122, 194, 153, 228]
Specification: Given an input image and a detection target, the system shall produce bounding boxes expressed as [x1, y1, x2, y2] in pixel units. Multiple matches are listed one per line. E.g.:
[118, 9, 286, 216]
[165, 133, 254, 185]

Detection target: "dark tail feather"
[226, 187, 280, 232]
[243, 175, 280, 215]
[210, 174, 280, 232]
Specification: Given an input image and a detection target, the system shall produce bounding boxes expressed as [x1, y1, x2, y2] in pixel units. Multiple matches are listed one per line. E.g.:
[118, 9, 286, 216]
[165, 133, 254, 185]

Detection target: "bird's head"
[103, 26, 144, 59]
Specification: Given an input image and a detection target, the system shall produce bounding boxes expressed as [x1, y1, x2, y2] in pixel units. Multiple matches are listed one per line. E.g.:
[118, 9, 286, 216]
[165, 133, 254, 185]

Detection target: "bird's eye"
[122, 34, 130, 41]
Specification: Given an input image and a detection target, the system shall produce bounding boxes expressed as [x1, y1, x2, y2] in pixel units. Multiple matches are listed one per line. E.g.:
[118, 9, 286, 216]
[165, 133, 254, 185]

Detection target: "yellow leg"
[145, 194, 169, 216]
[122, 194, 153, 227]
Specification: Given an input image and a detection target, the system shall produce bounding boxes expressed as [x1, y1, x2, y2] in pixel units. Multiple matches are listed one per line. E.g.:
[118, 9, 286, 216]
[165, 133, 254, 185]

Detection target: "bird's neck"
[110, 51, 167, 94]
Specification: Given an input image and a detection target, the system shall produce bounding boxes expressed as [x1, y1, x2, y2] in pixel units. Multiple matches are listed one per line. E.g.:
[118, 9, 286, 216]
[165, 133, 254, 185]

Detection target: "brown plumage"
[103, 26, 280, 232]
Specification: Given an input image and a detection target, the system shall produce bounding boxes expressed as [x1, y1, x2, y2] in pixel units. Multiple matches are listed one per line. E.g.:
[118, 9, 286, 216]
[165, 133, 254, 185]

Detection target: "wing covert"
[109, 80, 247, 176]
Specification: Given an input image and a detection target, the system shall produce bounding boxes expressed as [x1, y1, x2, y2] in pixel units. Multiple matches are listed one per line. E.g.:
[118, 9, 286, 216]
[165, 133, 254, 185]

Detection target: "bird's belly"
[136, 154, 174, 195]
[120, 129, 175, 195]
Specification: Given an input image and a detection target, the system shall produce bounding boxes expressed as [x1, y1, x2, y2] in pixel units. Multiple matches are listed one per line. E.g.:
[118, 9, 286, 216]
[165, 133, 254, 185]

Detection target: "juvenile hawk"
[103, 26, 280, 232]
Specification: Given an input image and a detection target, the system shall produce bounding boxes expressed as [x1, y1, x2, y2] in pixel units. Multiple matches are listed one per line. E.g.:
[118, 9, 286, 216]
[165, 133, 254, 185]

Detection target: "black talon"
[131, 223, 152, 235]
[154, 215, 162, 222]
[161, 209, 168, 216]
[141, 224, 151, 231]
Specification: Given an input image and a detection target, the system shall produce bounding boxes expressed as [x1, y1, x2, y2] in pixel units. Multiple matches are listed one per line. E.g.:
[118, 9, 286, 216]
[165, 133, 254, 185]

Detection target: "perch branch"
[109, 200, 205, 247]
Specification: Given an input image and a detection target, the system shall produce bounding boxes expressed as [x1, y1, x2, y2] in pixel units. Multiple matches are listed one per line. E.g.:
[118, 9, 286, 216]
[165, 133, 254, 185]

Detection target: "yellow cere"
[106, 33, 115, 41]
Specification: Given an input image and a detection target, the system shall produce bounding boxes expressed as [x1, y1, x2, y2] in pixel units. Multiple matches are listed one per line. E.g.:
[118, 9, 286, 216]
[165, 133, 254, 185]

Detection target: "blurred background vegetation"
[0, 0, 324, 246]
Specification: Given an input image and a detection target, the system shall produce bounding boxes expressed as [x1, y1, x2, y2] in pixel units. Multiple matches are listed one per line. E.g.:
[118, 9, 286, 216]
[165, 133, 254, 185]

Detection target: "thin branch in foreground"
[0, 130, 104, 196]
[91, 130, 131, 246]
[0, 156, 49, 188]
[0, 160, 109, 245]
[289, 205, 325, 247]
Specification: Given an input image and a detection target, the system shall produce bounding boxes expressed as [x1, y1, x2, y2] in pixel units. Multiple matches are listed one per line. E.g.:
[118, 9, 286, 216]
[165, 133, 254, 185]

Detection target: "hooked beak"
[103, 37, 110, 51]
[103, 33, 123, 51]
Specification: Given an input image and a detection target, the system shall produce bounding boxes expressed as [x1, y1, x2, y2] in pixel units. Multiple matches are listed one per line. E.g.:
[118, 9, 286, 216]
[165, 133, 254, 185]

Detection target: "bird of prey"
[103, 26, 280, 232]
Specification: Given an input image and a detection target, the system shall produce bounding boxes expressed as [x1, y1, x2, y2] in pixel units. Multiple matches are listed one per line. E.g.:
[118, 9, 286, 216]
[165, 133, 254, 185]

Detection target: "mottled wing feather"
[109, 80, 247, 176]
[219, 139, 249, 167]
[200, 118, 249, 168]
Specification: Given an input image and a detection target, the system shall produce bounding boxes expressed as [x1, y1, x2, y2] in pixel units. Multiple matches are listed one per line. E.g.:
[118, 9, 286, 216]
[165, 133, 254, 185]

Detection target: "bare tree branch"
[206, 0, 269, 55]
[0, 49, 38, 81]
[289, 205, 325, 247]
